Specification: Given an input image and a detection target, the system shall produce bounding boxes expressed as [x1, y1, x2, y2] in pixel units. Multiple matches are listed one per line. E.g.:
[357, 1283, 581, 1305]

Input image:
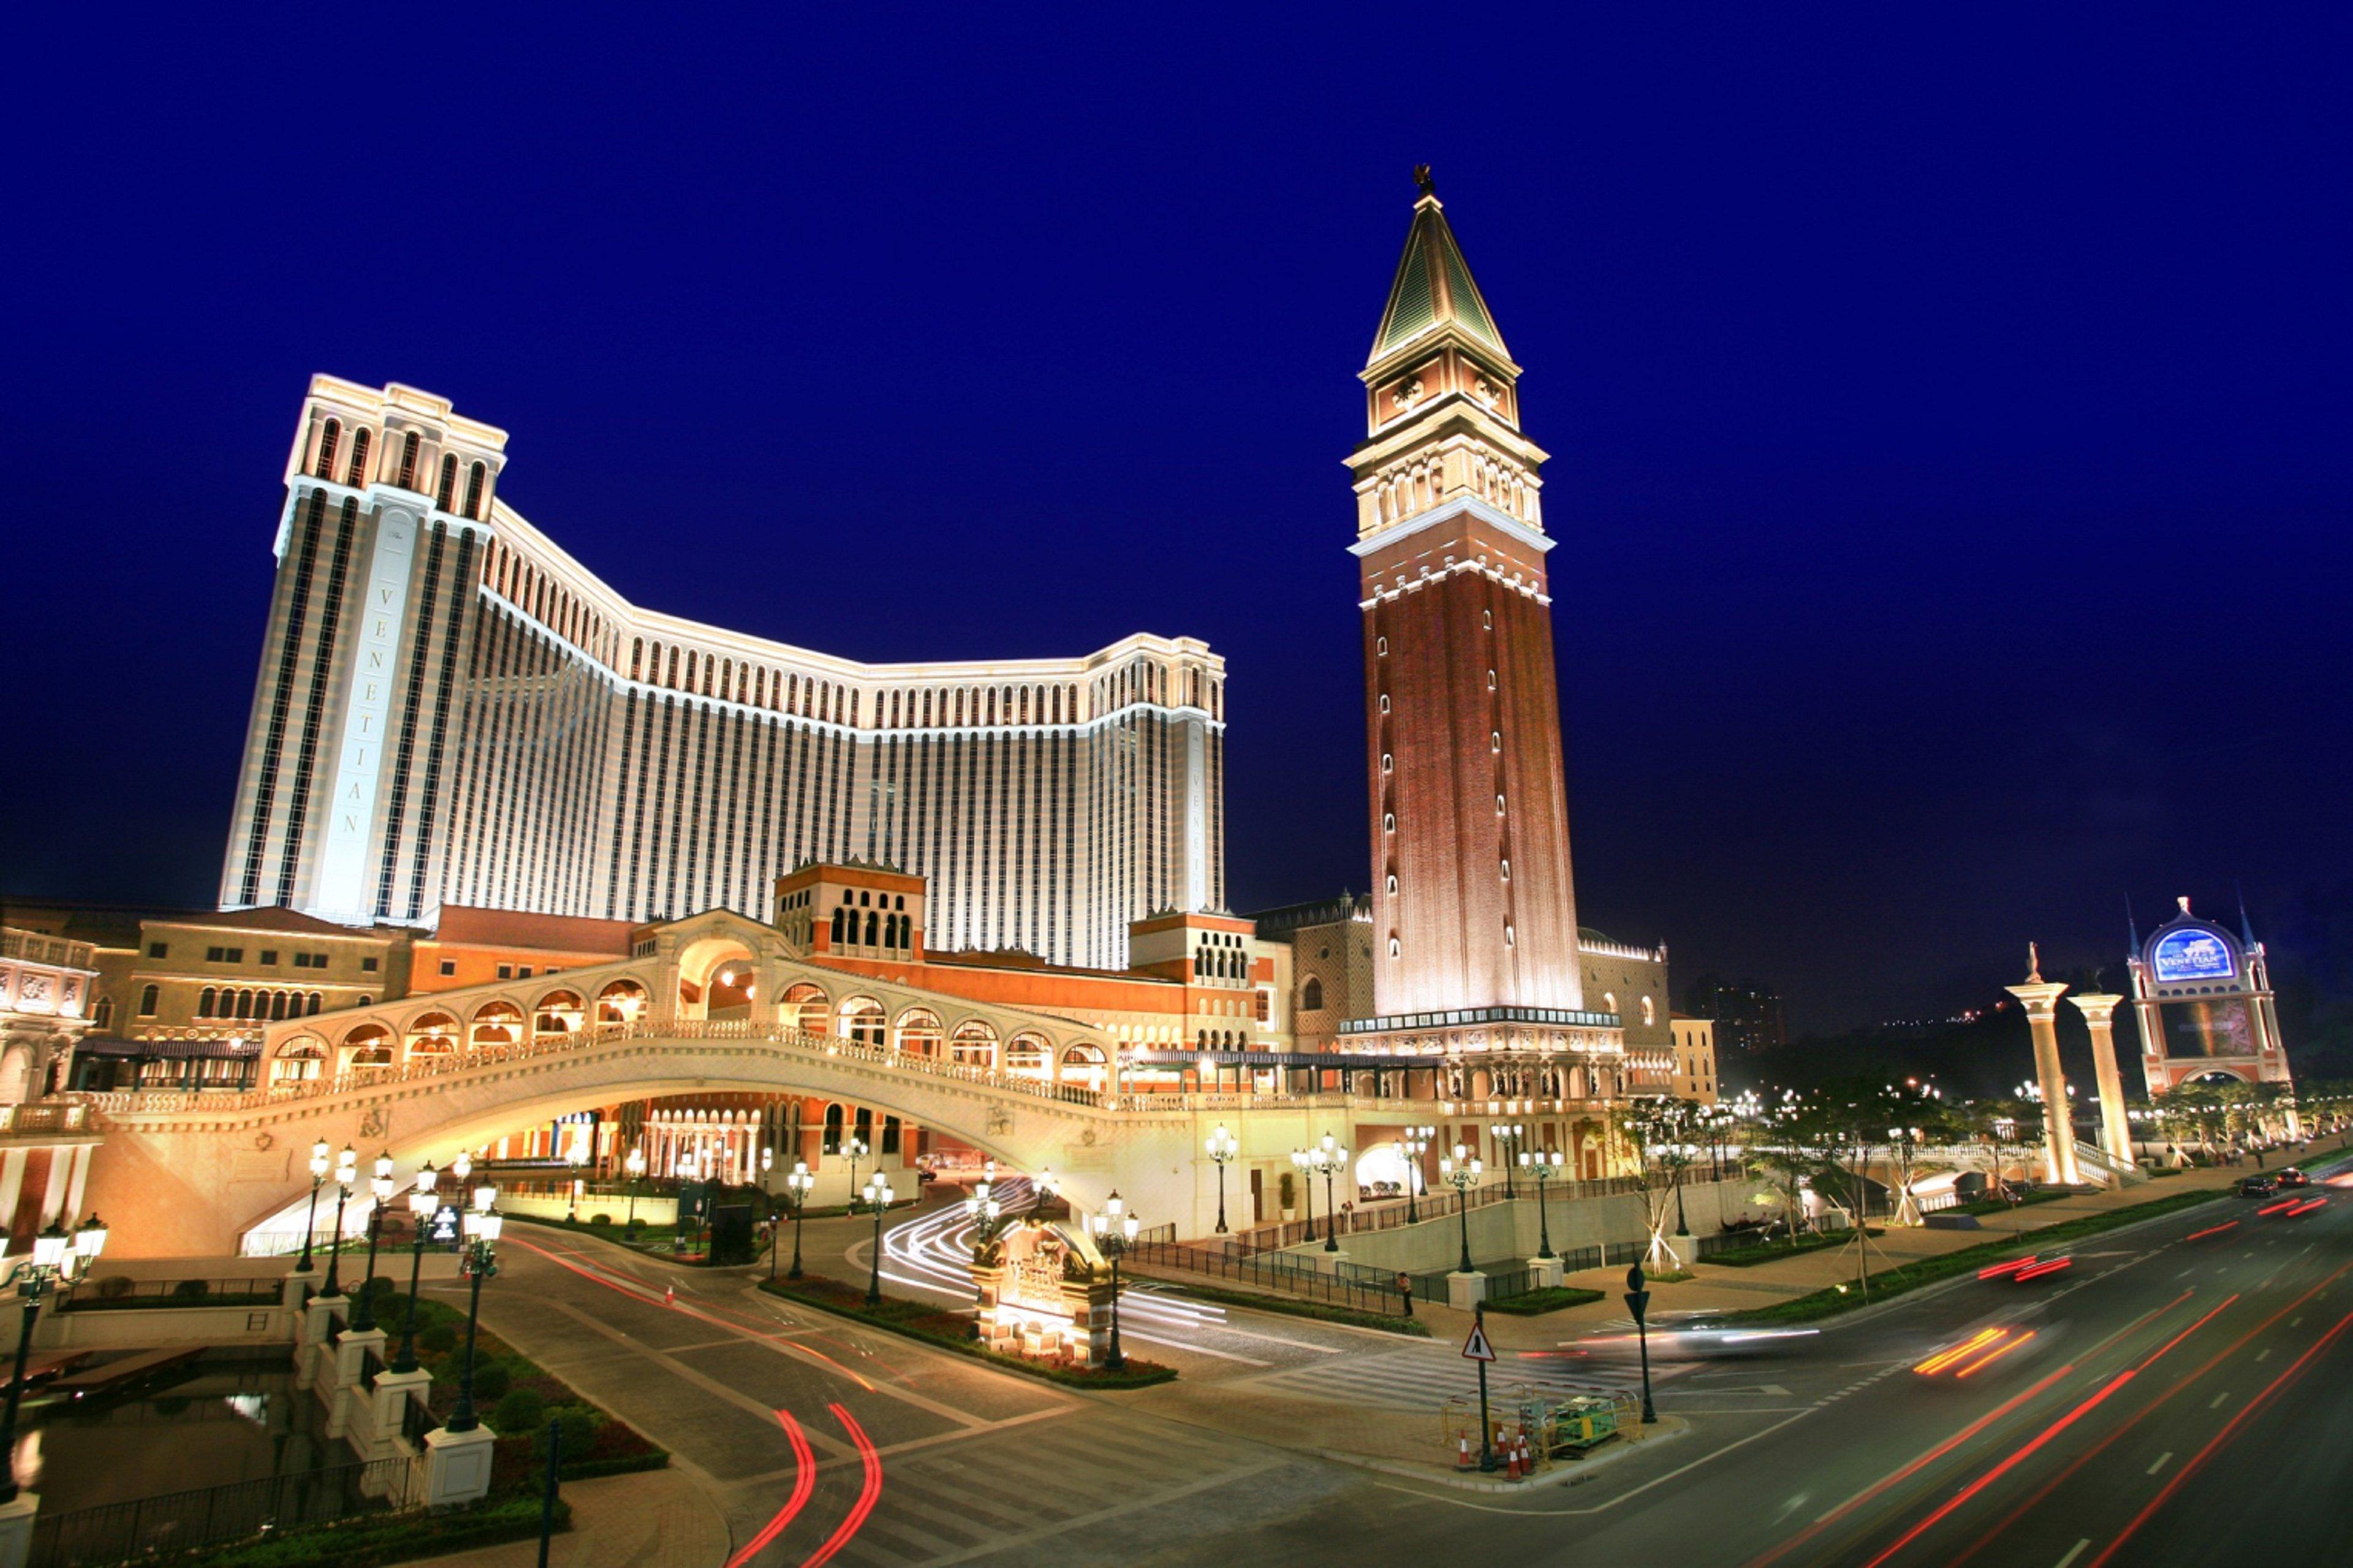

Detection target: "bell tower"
[1351, 168, 1583, 1018]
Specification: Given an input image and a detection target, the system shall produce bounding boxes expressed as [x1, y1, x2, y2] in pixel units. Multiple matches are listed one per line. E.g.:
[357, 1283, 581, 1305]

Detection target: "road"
[460, 1161, 2353, 1566]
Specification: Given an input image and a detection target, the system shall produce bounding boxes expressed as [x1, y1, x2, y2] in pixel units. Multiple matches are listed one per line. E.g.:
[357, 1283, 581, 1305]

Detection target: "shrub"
[469, 1362, 512, 1402]
[419, 1323, 458, 1354]
[588, 1212, 613, 1226]
[555, 1409, 595, 1456]
[364, 1274, 398, 1299]
[172, 1279, 212, 1300]
[493, 1388, 547, 1432]
[93, 1274, 136, 1301]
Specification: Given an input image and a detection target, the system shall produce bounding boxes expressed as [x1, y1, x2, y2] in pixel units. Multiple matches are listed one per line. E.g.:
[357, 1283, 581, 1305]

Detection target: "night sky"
[9, 10, 2349, 1034]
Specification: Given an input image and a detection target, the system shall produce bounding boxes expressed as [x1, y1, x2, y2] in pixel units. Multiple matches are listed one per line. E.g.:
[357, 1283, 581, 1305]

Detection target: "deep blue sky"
[8, 9, 2348, 1032]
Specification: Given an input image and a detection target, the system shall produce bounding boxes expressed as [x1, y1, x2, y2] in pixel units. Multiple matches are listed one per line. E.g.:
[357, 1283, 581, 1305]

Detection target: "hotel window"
[1500, 859, 1510, 881]
[198, 987, 216, 1017]
[1382, 754, 1393, 774]
[396, 430, 419, 490]
[464, 461, 487, 518]
[1385, 874, 1398, 895]
[362, 956, 379, 972]
[1384, 813, 1395, 832]
[138, 985, 159, 1018]
[259, 950, 278, 966]
[346, 427, 371, 487]
[148, 942, 169, 958]
[1378, 695, 1390, 714]
[439, 960, 458, 976]
[316, 419, 341, 479]
[1388, 937, 1401, 959]
[437, 453, 458, 510]
[1377, 637, 1388, 656]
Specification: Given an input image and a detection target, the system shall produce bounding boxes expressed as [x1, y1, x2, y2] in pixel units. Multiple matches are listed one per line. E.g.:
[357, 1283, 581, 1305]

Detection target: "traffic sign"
[1461, 1319, 1497, 1362]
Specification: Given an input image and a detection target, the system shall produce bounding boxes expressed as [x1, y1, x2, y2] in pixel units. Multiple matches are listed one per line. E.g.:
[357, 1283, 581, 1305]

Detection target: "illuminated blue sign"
[2152, 928, 2234, 983]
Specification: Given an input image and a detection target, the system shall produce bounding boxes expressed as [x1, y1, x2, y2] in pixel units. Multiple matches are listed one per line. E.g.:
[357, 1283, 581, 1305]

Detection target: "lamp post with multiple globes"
[1403, 1125, 1434, 1222]
[1520, 1146, 1564, 1259]
[297, 1137, 332, 1276]
[1439, 1145, 1483, 1274]
[350, 1151, 395, 1333]
[389, 1161, 440, 1374]
[320, 1145, 358, 1298]
[1308, 1134, 1349, 1251]
[623, 1146, 646, 1230]
[1205, 1125, 1239, 1233]
[781, 1161, 815, 1280]
[861, 1173, 895, 1306]
[1493, 1123, 1525, 1197]
[0, 1216, 106, 1503]
[444, 1178, 503, 1434]
[1088, 1192, 1140, 1372]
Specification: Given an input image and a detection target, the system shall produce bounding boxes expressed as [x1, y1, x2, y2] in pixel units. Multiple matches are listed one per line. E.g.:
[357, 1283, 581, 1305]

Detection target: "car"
[2275, 1167, 2312, 1189]
[2237, 1175, 2278, 1198]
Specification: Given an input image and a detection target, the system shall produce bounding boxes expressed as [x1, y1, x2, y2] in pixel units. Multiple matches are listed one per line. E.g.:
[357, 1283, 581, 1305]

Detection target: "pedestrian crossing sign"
[1461, 1321, 1497, 1362]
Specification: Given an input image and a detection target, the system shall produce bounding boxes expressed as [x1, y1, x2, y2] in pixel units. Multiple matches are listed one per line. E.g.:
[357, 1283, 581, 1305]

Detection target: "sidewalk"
[409, 1468, 730, 1568]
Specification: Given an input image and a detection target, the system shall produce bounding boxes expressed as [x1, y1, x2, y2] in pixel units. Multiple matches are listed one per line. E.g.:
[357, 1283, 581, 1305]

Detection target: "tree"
[1607, 1096, 1708, 1270]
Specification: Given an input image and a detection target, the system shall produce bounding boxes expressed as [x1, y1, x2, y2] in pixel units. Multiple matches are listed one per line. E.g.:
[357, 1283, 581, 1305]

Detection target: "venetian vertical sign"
[311, 507, 416, 922]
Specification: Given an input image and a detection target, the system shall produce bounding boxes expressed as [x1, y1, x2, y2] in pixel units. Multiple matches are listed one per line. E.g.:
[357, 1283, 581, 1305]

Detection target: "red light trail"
[800, 1404, 883, 1568]
[2085, 1311, 2353, 1568]
[724, 1411, 815, 1568]
[2179, 1221, 2237, 1241]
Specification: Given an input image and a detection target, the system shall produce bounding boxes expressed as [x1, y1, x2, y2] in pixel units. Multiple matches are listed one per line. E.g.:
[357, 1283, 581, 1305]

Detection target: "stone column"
[2006, 955, 2080, 1186]
[2070, 994, 2134, 1167]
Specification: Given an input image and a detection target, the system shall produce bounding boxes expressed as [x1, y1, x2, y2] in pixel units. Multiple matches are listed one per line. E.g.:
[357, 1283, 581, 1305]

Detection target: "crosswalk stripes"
[835, 1415, 1270, 1566]
[1241, 1346, 1684, 1412]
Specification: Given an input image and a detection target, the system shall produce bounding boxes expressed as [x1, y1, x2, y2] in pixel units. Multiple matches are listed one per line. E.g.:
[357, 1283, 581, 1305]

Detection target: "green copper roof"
[1370, 194, 1507, 364]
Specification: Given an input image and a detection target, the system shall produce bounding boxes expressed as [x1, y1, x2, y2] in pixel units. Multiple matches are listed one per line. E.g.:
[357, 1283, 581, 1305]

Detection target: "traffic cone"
[1506, 1435, 1522, 1480]
[665, 1284, 676, 1307]
[1457, 1435, 1472, 1470]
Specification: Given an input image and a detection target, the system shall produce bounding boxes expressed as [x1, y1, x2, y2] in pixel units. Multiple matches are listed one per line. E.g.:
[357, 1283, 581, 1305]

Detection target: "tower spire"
[2237, 882, 2257, 946]
[2126, 893, 2141, 953]
[1368, 167, 1509, 366]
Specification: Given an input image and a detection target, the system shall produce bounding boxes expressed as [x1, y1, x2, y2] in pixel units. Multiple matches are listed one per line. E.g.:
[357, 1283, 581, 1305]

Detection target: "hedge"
[1721, 1188, 2231, 1325]
[760, 1275, 1178, 1387]
[1483, 1286, 1605, 1317]
[163, 1495, 566, 1568]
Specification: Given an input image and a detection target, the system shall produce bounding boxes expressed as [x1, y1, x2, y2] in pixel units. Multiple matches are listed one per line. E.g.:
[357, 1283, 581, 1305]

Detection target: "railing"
[0, 1103, 92, 1136]
[401, 1392, 434, 1445]
[360, 1346, 385, 1385]
[59, 1276, 283, 1311]
[1125, 1238, 1410, 1315]
[28, 1457, 417, 1568]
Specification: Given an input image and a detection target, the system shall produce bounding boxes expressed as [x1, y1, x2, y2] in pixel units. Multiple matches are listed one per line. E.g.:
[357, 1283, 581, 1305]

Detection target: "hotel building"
[218, 379, 1224, 969]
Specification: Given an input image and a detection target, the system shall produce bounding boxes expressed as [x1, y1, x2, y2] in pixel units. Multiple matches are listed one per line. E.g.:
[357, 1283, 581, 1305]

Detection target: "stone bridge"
[76, 1019, 1410, 1257]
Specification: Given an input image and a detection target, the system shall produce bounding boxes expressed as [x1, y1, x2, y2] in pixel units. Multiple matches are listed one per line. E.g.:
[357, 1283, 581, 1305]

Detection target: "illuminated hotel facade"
[219, 377, 1225, 969]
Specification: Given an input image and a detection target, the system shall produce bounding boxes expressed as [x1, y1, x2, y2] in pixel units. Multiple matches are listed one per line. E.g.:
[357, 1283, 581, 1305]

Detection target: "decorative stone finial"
[2026, 941, 2042, 984]
[1413, 164, 1436, 197]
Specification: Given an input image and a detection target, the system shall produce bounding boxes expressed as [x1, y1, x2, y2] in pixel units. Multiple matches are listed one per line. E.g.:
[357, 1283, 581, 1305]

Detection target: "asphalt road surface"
[463, 1160, 2353, 1566]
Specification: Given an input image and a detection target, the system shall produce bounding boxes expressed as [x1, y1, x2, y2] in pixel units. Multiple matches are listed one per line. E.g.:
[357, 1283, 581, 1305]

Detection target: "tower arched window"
[198, 987, 216, 1017]
[1377, 637, 1388, 656]
[1382, 754, 1393, 774]
[316, 419, 341, 479]
[345, 428, 372, 487]
[436, 453, 457, 510]
[396, 430, 419, 490]
[138, 984, 159, 1017]
[1384, 812, 1395, 833]
[464, 462, 487, 518]
[1378, 695, 1390, 714]
[1505, 924, 1515, 949]
[1301, 977, 1324, 1011]
[1388, 936, 1401, 960]
[1385, 873, 1398, 895]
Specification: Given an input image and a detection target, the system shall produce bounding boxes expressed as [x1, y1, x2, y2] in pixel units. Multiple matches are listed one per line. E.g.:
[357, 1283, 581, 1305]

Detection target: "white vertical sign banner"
[313, 507, 416, 922]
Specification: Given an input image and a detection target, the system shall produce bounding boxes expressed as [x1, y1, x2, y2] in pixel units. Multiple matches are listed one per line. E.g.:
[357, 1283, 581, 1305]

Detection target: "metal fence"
[1124, 1239, 1411, 1315]
[60, 1277, 284, 1311]
[29, 1456, 418, 1568]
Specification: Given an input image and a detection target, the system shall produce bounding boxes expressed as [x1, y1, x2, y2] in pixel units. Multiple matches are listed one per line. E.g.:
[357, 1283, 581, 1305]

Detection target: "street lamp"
[1438, 1145, 1483, 1274]
[566, 1138, 589, 1224]
[445, 1180, 503, 1434]
[862, 1172, 895, 1306]
[297, 1137, 332, 1274]
[624, 1145, 646, 1230]
[842, 1132, 870, 1199]
[390, 1161, 440, 1374]
[1403, 1125, 1434, 1223]
[1290, 1148, 1316, 1240]
[321, 1144, 358, 1297]
[1089, 1192, 1140, 1372]
[1493, 1123, 1524, 1197]
[351, 1151, 395, 1333]
[1205, 1125, 1239, 1234]
[0, 1216, 105, 1502]
[781, 1161, 815, 1280]
[1520, 1147, 1563, 1259]
[1311, 1134, 1348, 1252]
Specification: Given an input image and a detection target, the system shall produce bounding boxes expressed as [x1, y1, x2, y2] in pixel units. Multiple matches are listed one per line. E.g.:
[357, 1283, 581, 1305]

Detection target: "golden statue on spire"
[1413, 164, 1436, 197]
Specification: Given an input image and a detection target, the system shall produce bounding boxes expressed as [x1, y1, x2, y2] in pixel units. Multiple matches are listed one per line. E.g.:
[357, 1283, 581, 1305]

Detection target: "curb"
[1308, 1415, 1689, 1493]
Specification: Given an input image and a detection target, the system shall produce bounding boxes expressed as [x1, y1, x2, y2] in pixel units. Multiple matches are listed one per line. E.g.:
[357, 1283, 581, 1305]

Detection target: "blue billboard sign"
[2152, 928, 2234, 983]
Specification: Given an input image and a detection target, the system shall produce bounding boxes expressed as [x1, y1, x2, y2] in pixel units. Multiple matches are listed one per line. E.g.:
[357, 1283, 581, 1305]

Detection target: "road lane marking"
[2257, 1348, 2271, 1362]
[2055, 1542, 2090, 1568]
[2292, 1316, 2302, 1326]
[2207, 1390, 2229, 1408]
[2146, 1452, 2172, 1475]
[2173, 1269, 2194, 1279]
